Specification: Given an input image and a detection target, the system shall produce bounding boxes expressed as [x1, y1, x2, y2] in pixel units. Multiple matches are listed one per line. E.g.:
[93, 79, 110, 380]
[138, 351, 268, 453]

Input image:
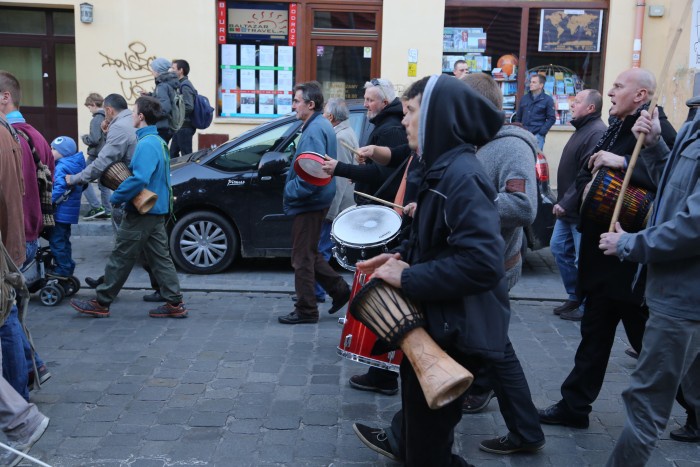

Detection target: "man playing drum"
[537, 68, 687, 430]
[352, 75, 508, 466]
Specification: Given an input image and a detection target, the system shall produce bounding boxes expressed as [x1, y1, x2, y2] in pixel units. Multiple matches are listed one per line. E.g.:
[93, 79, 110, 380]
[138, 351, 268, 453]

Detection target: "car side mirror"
[258, 151, 290, 176]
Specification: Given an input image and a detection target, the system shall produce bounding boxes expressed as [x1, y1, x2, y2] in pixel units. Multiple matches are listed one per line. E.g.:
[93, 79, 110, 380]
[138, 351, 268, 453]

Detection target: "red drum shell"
[337, 270, 403, 372]
[294, 152, 332, 186]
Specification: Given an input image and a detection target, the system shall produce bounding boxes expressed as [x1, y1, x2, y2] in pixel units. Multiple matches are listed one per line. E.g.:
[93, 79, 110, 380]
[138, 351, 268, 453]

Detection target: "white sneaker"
[0, 416, 49, 467]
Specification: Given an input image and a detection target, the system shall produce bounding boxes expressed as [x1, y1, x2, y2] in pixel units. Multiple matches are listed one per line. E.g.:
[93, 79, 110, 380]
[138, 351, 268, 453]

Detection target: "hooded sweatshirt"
[397, 75, 510, 360]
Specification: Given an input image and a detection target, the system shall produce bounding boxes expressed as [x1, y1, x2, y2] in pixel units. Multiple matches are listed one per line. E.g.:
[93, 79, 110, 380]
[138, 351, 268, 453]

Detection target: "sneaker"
[84, 276, 103, 289]
[538, 402, 589, 428]
[624, 347, 639, 359]
[479, 434, 545, 454]
[143, 291, 167, 302]
[149, 302, 188, 318]
[670, 423, 700, 442]
[553, 300, 579, 315]
[70, 298, 110, 318]
[83, 206, 105, 220]
[27, 365, 51, 391]
[94, 211, 111, 219]
[560, 307, 584, 321]
[349, 373, 399, 395]
[0, 416, 49, 467]
[462, 389, 495, 414]
[328, 284, 351, 315]
[352, 423, 399, 461]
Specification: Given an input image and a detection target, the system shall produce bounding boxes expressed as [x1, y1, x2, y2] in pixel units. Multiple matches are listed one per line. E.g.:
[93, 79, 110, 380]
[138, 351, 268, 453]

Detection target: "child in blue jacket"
[48, 136, 85, 278]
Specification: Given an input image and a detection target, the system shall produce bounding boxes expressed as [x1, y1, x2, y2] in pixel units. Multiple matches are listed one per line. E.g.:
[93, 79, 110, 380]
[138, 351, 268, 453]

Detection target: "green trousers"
[96, 212, 182, 306]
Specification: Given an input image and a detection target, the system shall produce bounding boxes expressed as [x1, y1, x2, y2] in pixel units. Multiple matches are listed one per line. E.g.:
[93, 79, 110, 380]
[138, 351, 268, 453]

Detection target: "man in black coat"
[539, 67, 679, 429]
[352, 74, 508, 466]
[550, 89, 607, 320]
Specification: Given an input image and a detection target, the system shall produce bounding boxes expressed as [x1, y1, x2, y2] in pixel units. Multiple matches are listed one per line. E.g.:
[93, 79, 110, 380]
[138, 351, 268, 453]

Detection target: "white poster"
[221, 93, 238, 115]
[259, 94, 275, 114]
[221, 44, 237, 66]
[240, 69, 256, 91]
[241, 45, 256, 66]
[277, 94, 292, 114]
[691, 0, 700, 68]
[260, 45, 275, 67]
[222, 69, 237, 91]
[278, 70, 293, 91]
[259, 70, 275, 91]
[278, 46, 294, 68]
[240, 93, 256, 114]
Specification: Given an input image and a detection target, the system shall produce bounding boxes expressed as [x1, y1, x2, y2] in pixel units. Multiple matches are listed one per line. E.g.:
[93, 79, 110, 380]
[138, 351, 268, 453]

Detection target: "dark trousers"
[291, 210, 347, 318]
[561, 293, 647, 416]
[170, 125, 195, 157]
[48, 222, 75, 276]
[388, 355, 483, 466]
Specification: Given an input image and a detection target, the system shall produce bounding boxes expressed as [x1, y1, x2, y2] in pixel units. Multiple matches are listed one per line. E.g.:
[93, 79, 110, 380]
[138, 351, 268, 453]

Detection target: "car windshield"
[207, 121, 298, 172]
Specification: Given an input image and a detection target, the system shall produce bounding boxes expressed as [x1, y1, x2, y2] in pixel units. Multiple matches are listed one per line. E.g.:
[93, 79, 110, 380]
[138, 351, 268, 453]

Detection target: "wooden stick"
[354, 190, 404, 210]
[609, 0, 692, 232]
[340, 141, 363, 158]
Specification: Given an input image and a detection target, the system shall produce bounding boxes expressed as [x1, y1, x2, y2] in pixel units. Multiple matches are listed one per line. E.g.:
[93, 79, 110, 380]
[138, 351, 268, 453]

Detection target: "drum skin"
[294, 152, 332, 186]
[337, 270, 403, 372]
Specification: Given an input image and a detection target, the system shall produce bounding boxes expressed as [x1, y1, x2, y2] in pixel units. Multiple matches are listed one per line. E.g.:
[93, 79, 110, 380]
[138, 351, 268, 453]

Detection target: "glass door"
[311, 38, 378, 100]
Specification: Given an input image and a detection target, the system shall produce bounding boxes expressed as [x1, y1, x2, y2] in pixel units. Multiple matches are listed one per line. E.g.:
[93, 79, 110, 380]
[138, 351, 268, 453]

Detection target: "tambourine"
[293, 151, 332, 186]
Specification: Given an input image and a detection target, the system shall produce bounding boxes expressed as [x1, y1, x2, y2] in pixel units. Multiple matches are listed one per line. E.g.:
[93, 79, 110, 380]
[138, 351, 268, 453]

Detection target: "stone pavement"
[14, 235, 699, 466]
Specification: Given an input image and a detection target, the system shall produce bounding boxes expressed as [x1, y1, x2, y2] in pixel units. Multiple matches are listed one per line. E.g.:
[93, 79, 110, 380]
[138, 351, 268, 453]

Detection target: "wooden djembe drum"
[100, 161, 158, 214]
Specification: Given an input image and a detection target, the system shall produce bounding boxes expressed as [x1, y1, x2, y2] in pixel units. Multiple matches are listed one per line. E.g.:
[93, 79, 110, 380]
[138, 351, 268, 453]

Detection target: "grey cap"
[150, 57, 171, 74]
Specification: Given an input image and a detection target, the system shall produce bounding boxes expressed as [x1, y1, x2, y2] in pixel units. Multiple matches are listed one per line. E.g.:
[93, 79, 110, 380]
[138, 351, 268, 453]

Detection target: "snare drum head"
[294, 152, 331, 186]
[332, 205, 402, 246]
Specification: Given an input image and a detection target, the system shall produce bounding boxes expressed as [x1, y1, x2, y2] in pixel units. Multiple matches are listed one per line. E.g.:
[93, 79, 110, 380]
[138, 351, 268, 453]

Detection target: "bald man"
[538, 68, 681, 429]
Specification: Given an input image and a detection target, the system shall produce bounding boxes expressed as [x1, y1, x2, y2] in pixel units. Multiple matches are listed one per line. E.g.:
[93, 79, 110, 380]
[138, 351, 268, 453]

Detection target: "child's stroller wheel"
[40, 283, 65, 306]
[63, 276, 81, 297]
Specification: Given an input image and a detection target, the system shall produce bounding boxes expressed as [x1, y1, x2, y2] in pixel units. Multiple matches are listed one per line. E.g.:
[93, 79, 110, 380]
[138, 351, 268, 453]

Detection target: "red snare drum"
[337, 270, 403, 372]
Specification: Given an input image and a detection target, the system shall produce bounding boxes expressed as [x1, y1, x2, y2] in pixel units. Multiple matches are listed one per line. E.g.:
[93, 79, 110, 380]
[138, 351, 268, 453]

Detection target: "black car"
[168, 107, 554, 274]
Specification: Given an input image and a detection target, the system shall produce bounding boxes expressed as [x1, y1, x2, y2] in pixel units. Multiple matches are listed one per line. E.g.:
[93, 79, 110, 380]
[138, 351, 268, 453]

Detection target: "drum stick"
[340, 141, 363, 158]
[609, 0, 692, 232]
[354, 191, 404, 210]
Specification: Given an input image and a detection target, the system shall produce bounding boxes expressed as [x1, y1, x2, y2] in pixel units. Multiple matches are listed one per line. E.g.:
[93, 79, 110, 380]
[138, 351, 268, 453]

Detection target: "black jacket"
[576, 106, 677, 303]
[556, 112, 607, 222]
[332, 98, 408, 203]
[396, 75, 510, 360]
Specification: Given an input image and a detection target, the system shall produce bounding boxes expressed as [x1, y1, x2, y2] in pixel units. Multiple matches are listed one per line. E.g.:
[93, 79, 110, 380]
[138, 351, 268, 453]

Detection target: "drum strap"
[143, 134, 175, 218]
[374, 155, 410, 202]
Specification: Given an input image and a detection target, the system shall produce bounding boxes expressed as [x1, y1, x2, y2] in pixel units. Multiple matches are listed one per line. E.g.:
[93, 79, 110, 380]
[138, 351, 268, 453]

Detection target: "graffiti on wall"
[99, 41, 156, 103]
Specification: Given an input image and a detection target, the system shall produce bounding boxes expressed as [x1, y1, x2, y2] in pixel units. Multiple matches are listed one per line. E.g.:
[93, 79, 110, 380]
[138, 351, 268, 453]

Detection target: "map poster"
[539, 9, 603, 53]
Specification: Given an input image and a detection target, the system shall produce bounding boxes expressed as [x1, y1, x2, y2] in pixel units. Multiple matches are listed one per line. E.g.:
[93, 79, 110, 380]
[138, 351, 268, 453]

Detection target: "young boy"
[81, 92, 111, 220]
[48, 136, 85, 279]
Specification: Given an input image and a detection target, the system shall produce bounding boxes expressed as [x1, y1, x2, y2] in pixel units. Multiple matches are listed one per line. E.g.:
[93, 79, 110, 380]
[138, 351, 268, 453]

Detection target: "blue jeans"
[313, 221, 333, 299]
[170, 125, 195, 157]
[550, 218, 581, 302]
[48, 222, 75, 276]
[0, 307, 29, 401]
[536, 133, 546, 150]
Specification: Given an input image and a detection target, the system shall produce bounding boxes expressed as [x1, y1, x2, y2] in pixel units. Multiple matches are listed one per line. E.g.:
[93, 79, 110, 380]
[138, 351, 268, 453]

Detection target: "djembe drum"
[581, 168, 654, 232]
[100, 161, 158, 214]
[349, 278, 473, 409]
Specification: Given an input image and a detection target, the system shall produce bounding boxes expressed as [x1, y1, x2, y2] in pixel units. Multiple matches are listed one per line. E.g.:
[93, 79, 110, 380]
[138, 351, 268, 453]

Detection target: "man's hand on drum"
[632, 108, 661, 147]
[552, 204, 566, 218]
[321, 158, 338, 175]
[372, 256, 409, 289]
[588, 150, 626, 173]
[356, 253, 401, 275]
[599, 222, 626, 256]
[403, 202, 417, 218]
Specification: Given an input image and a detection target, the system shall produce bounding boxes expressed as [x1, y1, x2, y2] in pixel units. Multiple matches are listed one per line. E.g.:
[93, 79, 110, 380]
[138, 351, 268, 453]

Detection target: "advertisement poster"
[240, 93, 256, 114]
[443, 27, 486, 53]
[259, 94, 275, 115]
[539, 9, 603, 52]
[221, 93, 238, 115]
[277, 95, 292, 114]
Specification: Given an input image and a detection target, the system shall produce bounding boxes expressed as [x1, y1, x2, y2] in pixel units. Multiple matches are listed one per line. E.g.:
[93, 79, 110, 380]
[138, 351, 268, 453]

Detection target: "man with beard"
[538, 68, 682, 430]
[352, 75, 507, 466]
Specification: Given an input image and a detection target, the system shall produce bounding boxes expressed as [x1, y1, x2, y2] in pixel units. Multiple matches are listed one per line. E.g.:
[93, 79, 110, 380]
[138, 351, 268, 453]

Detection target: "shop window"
[217, 1, 297, 118]
[444, 4, 607, 126]
[313, 11, 376, 30]
[53, 11, 75, 36]
[0, 46, 43, 106]
[0, 9, 46, 35]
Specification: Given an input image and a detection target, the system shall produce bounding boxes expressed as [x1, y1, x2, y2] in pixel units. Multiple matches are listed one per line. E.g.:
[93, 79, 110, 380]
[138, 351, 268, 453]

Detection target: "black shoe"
[479, 434, 545, 454]
[538, 403, 589, 428]
[624, 347, 639, 359]
[143, 291, 167, 302]
[352, 423, 399, 461]
[560, 307, 584, 321]
[328, 285, 351, 315]
[348, 373, 398, 395]
[670, 423, 700, 442]
[84, 276, 103, 289]
[462, 389, 495, 414]
[291, 295, 326, 303]
[553, 300, 579, 315]
[278, 311, 318, 324]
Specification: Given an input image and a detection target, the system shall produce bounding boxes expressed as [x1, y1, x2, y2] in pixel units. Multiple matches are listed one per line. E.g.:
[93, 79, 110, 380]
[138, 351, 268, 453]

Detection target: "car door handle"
[260, 176, 272, 181]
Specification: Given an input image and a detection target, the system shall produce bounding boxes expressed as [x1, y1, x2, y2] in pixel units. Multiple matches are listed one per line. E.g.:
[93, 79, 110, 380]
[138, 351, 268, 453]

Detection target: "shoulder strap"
[14, 128, 42, 166]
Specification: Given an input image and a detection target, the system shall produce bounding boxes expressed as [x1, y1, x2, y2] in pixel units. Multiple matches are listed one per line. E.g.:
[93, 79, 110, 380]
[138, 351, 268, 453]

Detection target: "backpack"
[15, 128, 55, 229]
[169, 86, 186, 133]
[180, 82, 214, 130]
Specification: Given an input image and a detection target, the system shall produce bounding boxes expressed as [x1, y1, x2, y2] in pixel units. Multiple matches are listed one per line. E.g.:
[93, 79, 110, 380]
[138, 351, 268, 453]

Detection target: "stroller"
[21, 187, 81, 306]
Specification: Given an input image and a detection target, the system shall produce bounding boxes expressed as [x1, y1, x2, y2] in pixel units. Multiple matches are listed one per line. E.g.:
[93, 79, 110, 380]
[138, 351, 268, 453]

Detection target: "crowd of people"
[1, 58, 698, 466]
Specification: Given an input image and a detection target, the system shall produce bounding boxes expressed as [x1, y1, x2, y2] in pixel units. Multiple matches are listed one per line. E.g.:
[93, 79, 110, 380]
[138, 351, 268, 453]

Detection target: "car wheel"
[170, 211, 239, 274]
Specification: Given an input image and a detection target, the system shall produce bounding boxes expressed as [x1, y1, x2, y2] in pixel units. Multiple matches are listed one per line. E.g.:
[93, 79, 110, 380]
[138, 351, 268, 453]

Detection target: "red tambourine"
[293, 151, 332, 186]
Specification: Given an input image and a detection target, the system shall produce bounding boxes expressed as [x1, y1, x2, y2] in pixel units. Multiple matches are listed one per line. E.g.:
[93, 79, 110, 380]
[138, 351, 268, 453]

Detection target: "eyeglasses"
[370, 78, 388, 101]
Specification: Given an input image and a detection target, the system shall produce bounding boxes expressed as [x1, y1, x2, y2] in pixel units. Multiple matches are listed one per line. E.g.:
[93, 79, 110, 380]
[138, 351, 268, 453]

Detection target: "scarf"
[592, 102, 650, 154]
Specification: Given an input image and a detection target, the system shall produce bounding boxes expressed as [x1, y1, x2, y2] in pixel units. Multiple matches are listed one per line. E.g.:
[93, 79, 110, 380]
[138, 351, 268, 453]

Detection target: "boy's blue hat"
[51, 136, 77, 157]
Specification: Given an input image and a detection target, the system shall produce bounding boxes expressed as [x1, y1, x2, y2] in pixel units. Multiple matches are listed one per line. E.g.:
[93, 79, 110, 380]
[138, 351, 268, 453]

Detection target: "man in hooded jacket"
[352, 75, 508, 466]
